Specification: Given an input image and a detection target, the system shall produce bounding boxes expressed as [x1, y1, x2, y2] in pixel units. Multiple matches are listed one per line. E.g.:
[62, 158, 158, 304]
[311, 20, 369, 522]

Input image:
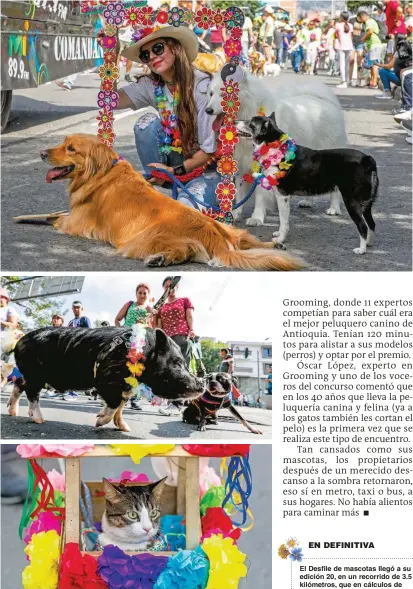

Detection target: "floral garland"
[124, 322, 146, 394]
[242, 133, 297, 190]
[80, 1, 244, 225]
[153, 81, 182, 156]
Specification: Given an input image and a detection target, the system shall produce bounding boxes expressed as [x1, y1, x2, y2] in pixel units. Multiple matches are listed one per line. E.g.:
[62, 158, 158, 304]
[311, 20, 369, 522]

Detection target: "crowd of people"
[240, 2, 412, 143]
[1, 281, 270, 413]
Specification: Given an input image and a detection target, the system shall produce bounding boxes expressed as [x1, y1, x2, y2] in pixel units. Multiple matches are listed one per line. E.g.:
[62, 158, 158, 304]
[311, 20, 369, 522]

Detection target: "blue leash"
[144, 167, 260, 212]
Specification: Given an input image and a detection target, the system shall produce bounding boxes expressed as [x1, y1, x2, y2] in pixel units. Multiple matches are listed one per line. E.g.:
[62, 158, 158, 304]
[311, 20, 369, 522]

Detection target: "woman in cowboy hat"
[108, 24, 221, 208]
[0, 288, 19, 331]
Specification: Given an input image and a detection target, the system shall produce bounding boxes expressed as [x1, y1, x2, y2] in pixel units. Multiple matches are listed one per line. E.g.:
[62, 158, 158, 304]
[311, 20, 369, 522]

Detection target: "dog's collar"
[112, 157, 123, 166]
[242, 133, 297, 189]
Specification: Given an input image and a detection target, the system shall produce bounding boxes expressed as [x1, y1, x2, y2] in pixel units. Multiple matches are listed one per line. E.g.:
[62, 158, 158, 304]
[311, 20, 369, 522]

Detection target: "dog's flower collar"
[242, 133, 297, 190]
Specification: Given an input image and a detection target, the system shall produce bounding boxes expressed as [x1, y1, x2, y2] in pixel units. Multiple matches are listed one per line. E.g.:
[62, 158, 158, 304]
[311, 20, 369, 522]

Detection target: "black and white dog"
[8, 327, 204, 432]
[182, 372, 262, 435]
[237, 113, 379, 254]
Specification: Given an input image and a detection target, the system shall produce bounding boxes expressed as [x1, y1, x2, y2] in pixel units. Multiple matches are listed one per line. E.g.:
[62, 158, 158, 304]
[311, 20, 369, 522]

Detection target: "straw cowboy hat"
[121, 25, 199, 64]
[263, 5, 275, 14]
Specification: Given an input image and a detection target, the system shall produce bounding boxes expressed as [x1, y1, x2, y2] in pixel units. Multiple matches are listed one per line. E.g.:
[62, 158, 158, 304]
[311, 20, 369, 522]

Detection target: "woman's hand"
[147, 163, 174, 185]
[188, 329, 196, 339]
[145, 305, 152, 313]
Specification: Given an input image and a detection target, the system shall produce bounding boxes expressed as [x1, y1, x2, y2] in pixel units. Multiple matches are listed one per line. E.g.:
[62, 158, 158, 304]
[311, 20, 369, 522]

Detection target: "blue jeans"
[241, 39, 250, 68]
[378, 68, 401, 91]
[276, 46, 284, 65]
[133, 114, 219, 209]
[291, 48, 303, 72]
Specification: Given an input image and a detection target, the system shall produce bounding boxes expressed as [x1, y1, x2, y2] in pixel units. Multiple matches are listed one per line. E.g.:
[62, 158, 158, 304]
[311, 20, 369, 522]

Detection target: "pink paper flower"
[108, 471, 150, 483]
[46, 469, 65, 492]
[24, 512, 62, 545]
[16, 444, 94, 458]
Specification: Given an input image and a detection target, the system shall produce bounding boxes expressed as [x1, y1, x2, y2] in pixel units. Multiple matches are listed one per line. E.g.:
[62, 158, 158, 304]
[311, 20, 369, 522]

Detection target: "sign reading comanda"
[54, 36, 103, 61]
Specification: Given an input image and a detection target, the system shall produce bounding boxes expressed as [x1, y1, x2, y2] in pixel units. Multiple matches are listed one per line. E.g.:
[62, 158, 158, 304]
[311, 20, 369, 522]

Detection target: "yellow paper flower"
[110, 444, 176, 463]
[126, 362, 145, 376]
[202, 534, 247, 589]
[124, 376, 139, 388]
[23, 531, 60, 589]
[278, 544, 290, 559]
[251, 161, 261, 173]
[286, 537, 298, 548]
[279, 161, 292, 170]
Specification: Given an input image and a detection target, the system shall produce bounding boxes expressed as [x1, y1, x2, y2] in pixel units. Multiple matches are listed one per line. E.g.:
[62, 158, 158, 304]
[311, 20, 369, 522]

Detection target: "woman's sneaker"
[375, 91, 392, 99]
[130, 400, 142, 410]
[394, 109, 412, 122]
[336, 82, 348, 88]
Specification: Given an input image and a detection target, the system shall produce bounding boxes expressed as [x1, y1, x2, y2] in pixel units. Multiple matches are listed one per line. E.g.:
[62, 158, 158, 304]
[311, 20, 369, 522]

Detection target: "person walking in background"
[359, 11, 383, 88]
[218, 348, 241, 403]
[335, 12, 354, 88]
[349, 11, 365, 86]
[274, 25, 284, 65]
[241, 10, 253, 69]
[115, 282, 154, 410]
[267, 371, 272, 395]
[65, 301, 91, 400]
[156, 277, 195, 416]
[260, 5, 276, 63]
[0, 288, 18, 331]
[51, 314, 64, 328]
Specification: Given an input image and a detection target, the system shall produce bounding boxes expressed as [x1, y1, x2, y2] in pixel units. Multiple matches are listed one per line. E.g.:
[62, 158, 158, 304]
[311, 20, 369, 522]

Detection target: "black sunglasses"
[139, 41, 165, 64]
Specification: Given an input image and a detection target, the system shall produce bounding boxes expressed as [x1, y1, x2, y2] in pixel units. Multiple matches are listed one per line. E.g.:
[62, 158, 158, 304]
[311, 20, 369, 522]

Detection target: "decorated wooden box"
[17, 443, 252, 589]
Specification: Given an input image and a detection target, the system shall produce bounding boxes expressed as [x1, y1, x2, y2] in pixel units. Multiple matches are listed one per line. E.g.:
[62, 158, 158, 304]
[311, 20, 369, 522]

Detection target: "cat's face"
[102, 477, 166, 544]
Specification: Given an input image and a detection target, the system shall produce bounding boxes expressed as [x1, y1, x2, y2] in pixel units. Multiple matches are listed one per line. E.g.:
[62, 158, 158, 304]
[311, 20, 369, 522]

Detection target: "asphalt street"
[1, 69, 411, 271]
[1, 445, 272, 589]
[0, 389, 272, 439]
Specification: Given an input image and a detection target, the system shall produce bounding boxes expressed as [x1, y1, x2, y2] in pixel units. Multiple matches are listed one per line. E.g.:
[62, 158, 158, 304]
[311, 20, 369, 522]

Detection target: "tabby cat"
[99, 477, 166, 550]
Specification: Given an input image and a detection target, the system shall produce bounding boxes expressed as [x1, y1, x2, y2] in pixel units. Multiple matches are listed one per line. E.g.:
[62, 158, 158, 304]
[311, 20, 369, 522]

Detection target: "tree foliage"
[200, 338, 228, 373]
[208, 0, 263, 17]
[1, 276, 68, 330]
[346, 0, 376, 12]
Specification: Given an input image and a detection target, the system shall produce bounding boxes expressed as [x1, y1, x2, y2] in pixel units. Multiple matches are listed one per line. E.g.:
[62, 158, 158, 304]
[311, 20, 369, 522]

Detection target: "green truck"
[1, 0, 103, 131]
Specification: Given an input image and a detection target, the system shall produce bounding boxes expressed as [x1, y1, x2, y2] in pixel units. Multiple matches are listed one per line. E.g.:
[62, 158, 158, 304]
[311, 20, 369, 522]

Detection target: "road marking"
[91, 110, 137, 125]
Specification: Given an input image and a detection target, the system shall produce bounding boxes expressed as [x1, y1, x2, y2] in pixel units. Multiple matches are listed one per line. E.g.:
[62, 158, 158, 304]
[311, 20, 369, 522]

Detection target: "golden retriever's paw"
[208, 258, 225, 268]
[53, 216, 68, 231]
[271, 240, 287, 251]
[145, 254, 166, 267]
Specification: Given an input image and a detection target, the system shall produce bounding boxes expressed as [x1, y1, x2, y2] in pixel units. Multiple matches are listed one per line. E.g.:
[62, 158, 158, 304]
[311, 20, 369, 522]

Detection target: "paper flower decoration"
[125, 6, 140, 26]
[216, 181, 236, 202]
[102, 35, 117, 50]
[202, 208, 218, 220]
[46, 468, 65, 492]
[202, 534, 247, 589]
[24, 512, 62, 545]
[201, 508, 241, 543]
[108, 471, 150, 484]
[97, 109, 115, 127]
[156, 9, 168, 24]
[195, 7, 213, 30]
[104, 23, 117, 37]
[22, 531, 60, 589]
[154, 547, 210, 589]
[183, 445, 250, 457]
[200, 464, 222, 497]
[104, 50, 116, 64]
[184, 10, 194, 24]
[223, 39, 242, 59]
[97, 126, 115, 146]
[224, 7, 245, 30]
[103, 2, 126, 26]
[218, 199, 233, 213]
[137, 6, 154, 26]
[168, 6, 185, 27]
[99, 63, 119, 81]
[218, 126, 239, 150]
[221, 80, 238, 97]
[97, 545, 168, 589]
[110, 444, 175, 464]
[221, 94, 240, 115]
[200, 486, 226, 516]
[97, 90, 119, 110]
[126, 361, 145, 376]
[230, 27, 242, 40]
[59, 542, 108, 589]
[101, 79, 114, 92]
[17, 444, 94, 458]
[212, 8, 225, 29]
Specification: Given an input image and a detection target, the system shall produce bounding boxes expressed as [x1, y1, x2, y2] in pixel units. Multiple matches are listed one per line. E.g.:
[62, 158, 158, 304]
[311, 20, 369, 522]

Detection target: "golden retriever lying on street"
[36, 134, 302, 270]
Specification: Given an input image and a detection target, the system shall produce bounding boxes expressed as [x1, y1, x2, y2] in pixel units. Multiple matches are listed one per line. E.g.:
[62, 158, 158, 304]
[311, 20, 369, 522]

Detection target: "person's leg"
[339, 50, 346, 83]
[241, 40, 250, 68]
[183, 169, 220, 209]
[345, 50, 352, 83]
[133, 113, 166, 175]
[402, 72, 412, 109]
